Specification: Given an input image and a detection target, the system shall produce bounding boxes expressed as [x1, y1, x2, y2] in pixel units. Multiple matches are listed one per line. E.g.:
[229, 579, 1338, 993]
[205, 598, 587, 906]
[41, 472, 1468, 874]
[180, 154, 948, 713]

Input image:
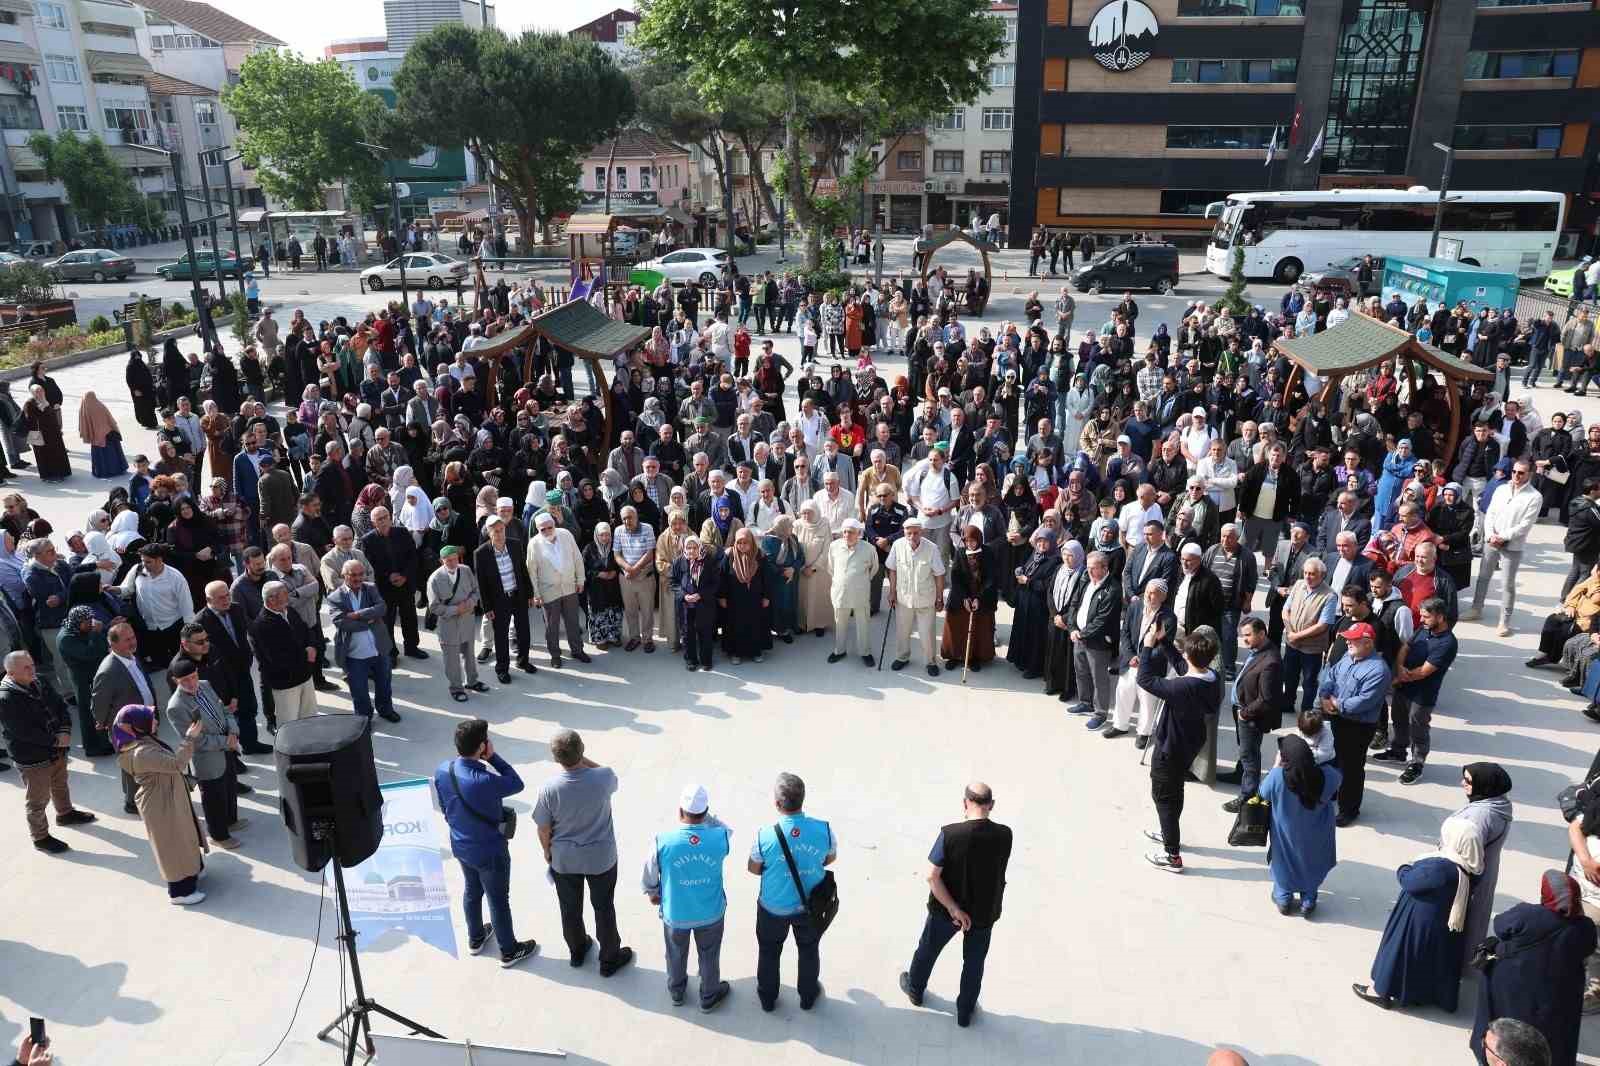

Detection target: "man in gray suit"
[427, 545, 488, 702]
[92, 621, 161, 813]
[326, 558, 399, 722]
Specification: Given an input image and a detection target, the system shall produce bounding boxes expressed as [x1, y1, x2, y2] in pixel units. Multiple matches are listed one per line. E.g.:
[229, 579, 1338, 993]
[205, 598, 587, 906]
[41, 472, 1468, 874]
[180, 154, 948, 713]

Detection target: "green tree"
[630, 58, 740, 259]
[636, 0, 1005, 270]
[394, 26, 634, 245]
[25, 131, 138, 234]
[1218, 245, 1250, 317]
[223, 50, 397, 212]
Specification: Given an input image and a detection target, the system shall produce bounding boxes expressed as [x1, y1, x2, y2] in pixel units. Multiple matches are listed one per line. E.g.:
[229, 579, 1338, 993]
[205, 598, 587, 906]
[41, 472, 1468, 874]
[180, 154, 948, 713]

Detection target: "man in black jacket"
[474, 516, 536, 684]
[199, 581, 274, 753]
[362, 506, 426, 661]
[249, 582, 319, 725]
[1066, 551, 1120, 721]
[1217, 617, 1282, 810]
[1238, 442, 1301, 559]
[1123, 520, 1177, 605]
[1563, 477, 1600, 598]
[898, 781, 1013, 1028]
[1172, 543, 1224, 639]
[0, 649, 94, 853]
[1140, 627, 1222, 874]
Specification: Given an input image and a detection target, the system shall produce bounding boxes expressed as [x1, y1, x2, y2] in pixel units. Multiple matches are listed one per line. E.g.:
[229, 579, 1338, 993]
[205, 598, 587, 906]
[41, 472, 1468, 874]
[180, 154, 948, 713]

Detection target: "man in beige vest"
[1280, 557, 1336, 712]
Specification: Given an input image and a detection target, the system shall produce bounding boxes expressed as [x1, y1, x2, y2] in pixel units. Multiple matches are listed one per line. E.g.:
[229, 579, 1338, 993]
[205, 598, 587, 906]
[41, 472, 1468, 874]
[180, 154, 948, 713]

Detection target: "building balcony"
[78, 0, 146, 31]
[102, 127, 158, 148]
[197, 123, 223, 150]
[2, 129, 34, 148]
[82, 32, 141, 56]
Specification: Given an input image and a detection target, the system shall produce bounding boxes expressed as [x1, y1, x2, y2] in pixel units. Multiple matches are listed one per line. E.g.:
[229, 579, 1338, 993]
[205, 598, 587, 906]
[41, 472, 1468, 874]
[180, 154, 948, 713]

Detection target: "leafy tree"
[636, 0, 1004, 270]
[395, 26, 634, 245]
[223, 51, 397, 212]
[630, 58, 740, 258]
[25, 131, 138, 234]
[1217, 245, 1250, 317]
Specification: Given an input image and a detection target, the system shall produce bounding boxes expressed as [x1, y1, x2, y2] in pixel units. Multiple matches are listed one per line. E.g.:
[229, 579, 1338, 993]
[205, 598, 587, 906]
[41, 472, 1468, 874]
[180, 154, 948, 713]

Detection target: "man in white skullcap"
[641, 784, 732, 1012]
[887, 515, 946, 676]
[827, 518, 878, 665]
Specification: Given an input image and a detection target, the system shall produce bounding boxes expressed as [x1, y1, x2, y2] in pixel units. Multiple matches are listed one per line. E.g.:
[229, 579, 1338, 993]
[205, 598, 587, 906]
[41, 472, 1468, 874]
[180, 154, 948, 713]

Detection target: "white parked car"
[361, 251, 468, 290]
[636, 247, 730, 286]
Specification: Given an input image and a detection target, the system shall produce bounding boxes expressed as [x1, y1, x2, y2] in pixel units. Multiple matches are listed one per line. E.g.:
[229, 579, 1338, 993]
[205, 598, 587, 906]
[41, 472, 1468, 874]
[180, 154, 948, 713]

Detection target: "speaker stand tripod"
[317, 858, 445, 1065]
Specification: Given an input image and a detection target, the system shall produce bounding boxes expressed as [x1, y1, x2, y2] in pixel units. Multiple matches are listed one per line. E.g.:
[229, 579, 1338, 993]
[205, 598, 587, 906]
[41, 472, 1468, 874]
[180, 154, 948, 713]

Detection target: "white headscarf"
[83, 531, 122, 586]
[390, 465, 417, 513]
[398, 485, 434, 534]
[1432, 816, 1486, 932]
[108, 508, 142, 551]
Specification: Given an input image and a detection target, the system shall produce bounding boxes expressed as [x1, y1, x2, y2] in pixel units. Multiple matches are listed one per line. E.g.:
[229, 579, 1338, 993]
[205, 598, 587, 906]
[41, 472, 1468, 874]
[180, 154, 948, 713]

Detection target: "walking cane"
[961, 604, 975, 684]
[877, 600, 895, 671]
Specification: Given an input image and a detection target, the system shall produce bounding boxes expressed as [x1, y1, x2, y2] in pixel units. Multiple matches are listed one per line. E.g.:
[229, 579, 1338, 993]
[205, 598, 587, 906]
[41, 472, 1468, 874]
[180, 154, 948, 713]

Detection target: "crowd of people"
[0, 239, 1597, 1061]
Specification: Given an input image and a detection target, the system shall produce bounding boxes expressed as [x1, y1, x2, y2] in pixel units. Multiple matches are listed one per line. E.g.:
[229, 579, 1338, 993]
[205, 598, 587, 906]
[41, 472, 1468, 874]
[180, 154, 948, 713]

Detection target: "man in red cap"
[1315, 619, 1392, 827]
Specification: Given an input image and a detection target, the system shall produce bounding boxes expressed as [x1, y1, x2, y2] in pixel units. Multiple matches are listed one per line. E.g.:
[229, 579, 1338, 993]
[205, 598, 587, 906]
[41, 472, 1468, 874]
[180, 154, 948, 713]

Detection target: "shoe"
[469, 923, 495, 955]
[405, 648, 428, 660]
[1561, 672, 1584, 688]
[957, 1009, 973, 1028]
[780, 634, 794, 644]
[969, 662, 980, 673]
[477, 647, 494, 663]
[892, 658, 909, 671]
[518, 660, 538, 675]
[814, 628, 825, 637]
[799, 982, 823, 1010]
[625, 638, 641, 652]
[1146, 851, 1184, 873]
[1063, 701, 1090, 715]
[1133, 735, 1149, 750]
[56, 809, 97, 826]
[1276, 898, 1294, 916]
[241, 742, 274, 755]
[378, 709, 402, 723]
[500, 940, 539, 969]
[571, 935, 593, 967]
[124, 802, 138, 815]
[265, 718, 278, 734]
[898, 971, 922, 1006]
[1222, 797, 1245, 814]
[685, 662, 698, 671]
[1399, 763, 1424, 785]
[1351, 983, 1391, 1010]
[235, 782, 255, 795]
[229, 818, 250, 832]
[1458, 607, 1481, 622]
[1301, 900, 1318, 918]
[1142, 828, 1165, 845]
[862, 654, 874, 667]
[1526, 656, 1556, 668]
[670, 990, 685, 1006]
[549, 656, 561, 669]
[467, 681, 490, 693]
[753, 654, 764, 663]
[760, 999, 777, 1013]
[1102, 726, 1127, 739]
[1336, 811, 1359, 828]
[1085, 714, 1106, 730]
[170, 891, 206, 906]
[32, 835, 69, 854]
[1583, 979, 1600, 1015]
[1371, 748, 1406, 763]
[599, 946, 634, 977]
[10, 460, 28, 468]
[573, 649, 592, 663]
[1368, 730, 1389, 752]
[927, 663, 940, 677]
[497, 671, 512, 684]
[1584, 705, 1600, 724]
[643, 641, 656, 654]
[452, 691, 469, 702]
[699, 981, 731, 1013]
[827, 652, 846, 664]
[210, 836, 241, 850]
[1497, 626, 1513, 638]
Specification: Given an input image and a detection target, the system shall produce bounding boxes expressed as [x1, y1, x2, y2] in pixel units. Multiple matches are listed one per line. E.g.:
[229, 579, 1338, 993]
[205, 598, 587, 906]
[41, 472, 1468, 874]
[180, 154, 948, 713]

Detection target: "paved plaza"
[0, 245, 1596, 1065]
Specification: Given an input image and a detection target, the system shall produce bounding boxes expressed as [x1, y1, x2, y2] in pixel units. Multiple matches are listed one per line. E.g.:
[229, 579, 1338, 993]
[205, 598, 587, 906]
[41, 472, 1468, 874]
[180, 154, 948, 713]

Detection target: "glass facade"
[1322, 0, 1431, 175]
[1464, 50, 1579, 78]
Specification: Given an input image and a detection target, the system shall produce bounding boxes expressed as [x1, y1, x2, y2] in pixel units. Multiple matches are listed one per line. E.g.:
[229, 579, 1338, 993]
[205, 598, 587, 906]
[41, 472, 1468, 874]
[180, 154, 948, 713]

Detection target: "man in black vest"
[898, 782, 1012, 1028]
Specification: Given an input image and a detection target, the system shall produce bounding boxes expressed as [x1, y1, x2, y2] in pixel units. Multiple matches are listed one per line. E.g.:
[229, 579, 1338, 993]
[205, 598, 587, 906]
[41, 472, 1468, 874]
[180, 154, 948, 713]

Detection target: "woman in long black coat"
[127, 350, 159, 428]
[206, 343, 241, 415]
[717, 527, 771, 664]
[1469, 869, 1596, 1066]
[1005, 527, 1060, 679]
[161, 337, 190, 406]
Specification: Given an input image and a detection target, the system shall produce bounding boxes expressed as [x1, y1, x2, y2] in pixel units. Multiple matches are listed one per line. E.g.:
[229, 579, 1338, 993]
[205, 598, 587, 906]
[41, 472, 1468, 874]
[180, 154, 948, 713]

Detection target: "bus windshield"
[1211, 206, 1240, 250]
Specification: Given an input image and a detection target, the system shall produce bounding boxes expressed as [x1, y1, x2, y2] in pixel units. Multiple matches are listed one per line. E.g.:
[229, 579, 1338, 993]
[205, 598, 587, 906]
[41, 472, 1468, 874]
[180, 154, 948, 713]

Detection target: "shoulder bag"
[1558, 769, 1600, 823]
[773, 821, 839, 936]
[1226, 795, 1270, 848]
[448, 759, 517, 839]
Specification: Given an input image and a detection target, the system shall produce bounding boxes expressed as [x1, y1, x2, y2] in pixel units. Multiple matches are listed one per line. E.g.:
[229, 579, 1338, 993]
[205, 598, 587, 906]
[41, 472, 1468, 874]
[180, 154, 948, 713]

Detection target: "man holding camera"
[434, 718, 538, 968]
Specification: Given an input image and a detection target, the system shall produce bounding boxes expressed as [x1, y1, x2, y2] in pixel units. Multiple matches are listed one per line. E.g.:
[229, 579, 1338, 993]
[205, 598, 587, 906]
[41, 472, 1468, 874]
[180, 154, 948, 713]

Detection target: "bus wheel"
[1273, 258, 1303, 284]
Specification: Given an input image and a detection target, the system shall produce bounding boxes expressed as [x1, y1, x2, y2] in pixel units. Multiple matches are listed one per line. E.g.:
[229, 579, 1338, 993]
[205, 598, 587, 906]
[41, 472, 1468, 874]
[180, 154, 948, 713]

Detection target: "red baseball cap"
[1340, 621, 1376, 641]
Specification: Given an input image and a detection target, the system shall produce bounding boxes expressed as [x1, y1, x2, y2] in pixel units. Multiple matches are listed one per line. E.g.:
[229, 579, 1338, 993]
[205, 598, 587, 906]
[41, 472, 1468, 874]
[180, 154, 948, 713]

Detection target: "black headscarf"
[1464, 762, 1512, 801]
[1279, 734, 1324, 810]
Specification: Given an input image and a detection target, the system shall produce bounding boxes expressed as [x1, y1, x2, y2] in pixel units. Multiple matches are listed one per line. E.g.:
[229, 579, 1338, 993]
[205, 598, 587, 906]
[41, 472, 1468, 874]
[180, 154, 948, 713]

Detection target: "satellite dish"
[394, 182, 411, 199]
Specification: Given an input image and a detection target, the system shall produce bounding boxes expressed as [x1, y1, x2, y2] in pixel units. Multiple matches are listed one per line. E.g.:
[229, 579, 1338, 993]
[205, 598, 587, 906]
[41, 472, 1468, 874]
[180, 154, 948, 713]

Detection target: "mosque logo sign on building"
[1088, 0, 1159, 72]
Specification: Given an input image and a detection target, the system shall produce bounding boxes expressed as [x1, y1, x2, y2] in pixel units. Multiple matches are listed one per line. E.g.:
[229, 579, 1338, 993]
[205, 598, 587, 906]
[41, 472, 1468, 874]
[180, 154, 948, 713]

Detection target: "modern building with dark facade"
[1008, 0, 1600, 247]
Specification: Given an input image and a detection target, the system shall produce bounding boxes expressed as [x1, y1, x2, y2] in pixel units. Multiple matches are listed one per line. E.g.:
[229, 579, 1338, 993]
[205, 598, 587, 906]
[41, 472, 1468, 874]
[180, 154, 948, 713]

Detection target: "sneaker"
[898, 970, 922, 1007]
[469, 923, 495, 955]
[500, 940, 539, 969]
[1101, 726, 1128, 739]
[1222, 797, 1245, 814]
[599, 946, 634, 977]
[1583, 980, 1600, 1015]
[891, 658, 909, 671]
[1370, 749, 1407, 763]
[1146, 851, 1184, 873]
[1085, 714, 1106, 730]
[170, 891, 206, 906]
[1399, 762, 1424, 785]
[1063, 701, 1090, 715]
[1368, 730, 1389, 752]
[1142, 828, 1165, 845]
[32, 835, 69, 854]
[827, 652, 846, 664]
[699, 981, 731, 1013]
[1497, 625, 1514, 638]
[927, 663, 940, 677]
[56, 809, 97, 826]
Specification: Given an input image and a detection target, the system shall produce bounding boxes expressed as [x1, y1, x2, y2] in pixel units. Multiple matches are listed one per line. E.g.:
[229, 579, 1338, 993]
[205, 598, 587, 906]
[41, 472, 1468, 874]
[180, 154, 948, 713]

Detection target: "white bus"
[1204, 188, 1565, 284]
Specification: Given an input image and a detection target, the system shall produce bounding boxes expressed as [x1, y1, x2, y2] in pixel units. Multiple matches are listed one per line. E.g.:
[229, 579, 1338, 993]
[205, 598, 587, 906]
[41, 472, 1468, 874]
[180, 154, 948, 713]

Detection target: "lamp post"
[217, 150, 248, 302]
[195, 150, 228, 309]
[122, 141, 213, 347]
[356, 141, 407, 307]
[1428, 141, 1454, 260]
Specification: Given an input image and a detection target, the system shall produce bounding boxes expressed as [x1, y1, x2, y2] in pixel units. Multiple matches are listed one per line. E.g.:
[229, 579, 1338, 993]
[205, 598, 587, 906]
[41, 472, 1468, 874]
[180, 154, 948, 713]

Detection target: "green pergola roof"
[529, 299, 651, 359]
[1273, 313, 1493, 382]
[923, 229, 999, 254]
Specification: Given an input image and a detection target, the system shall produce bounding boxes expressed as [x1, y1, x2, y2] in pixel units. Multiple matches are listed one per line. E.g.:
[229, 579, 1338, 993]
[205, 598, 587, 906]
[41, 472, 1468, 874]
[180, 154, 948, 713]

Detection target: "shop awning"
[564, 213, 618, 236]
[85, 50, 156, 79]
[236, 208, 268, 224]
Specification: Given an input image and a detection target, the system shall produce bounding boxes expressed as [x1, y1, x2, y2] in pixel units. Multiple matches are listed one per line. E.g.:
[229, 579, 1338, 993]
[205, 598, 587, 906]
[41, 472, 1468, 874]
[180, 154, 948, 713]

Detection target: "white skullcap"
[841, 518, 864, 533]
[679, 784, 708, 815]
[534, 512, 556, 528]
[496, 497, 515, 509]
[1181, 542, 1203, 558]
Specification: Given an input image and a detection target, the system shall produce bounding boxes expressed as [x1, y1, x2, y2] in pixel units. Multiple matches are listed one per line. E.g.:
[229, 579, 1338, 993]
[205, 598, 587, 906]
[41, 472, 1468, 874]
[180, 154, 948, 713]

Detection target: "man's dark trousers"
[460, 851, 517, 949]
[381, 583, 420, 653]
[551, 863, 623, 966]
[1235, 713, 1264, 797]
[1150, 751, 1186, 856]
[906, 910, 993, 1016]
[491, 600, 532, 671]
[756, 903, 820, 1008]
[1332, 715, 1378, 817]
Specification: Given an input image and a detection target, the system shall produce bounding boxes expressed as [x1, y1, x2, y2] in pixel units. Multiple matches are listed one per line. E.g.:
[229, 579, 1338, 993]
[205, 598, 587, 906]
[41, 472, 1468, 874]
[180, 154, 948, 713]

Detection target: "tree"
[1218, 245, 1250, 317]
[25, 131, 138, 234]
[223, 51, 398, 212]
[635, 0, 1005, 270]
[395, 26, 635, 245]
[630, 58, 740, 259]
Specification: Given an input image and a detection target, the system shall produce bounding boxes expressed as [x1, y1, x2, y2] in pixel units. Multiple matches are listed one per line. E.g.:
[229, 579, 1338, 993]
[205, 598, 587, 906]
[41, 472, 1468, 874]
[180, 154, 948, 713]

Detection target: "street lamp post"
[122, 141, 214, 347]
[357, 141, 407, 308]
[1428, 141, 1455, 259]
[218, 150, 248, 302]
[195, 151, 228, 310]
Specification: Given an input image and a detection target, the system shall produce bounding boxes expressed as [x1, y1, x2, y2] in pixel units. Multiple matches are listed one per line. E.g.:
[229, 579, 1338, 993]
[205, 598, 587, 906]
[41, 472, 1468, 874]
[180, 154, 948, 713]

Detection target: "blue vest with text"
[756, 813, 832, 916]
[656, 823, 730, 929]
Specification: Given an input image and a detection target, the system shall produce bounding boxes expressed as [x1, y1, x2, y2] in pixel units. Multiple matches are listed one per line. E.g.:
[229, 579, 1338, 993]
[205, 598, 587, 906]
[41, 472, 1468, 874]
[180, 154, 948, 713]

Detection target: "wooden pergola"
[918, 229, 999, 313]
[524, 299, 651, 445]
[1273, 314, 1495, 460]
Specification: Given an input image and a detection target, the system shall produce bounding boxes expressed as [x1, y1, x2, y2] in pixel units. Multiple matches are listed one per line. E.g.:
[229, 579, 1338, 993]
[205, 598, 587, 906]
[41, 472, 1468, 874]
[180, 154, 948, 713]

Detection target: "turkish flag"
[1289, 107, 1303, 146]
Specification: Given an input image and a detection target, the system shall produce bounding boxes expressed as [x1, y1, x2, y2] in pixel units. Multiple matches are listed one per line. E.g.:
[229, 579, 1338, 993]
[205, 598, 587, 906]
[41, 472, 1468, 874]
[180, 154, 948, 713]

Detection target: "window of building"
[932, 150, 964, 173]
[988, 63, 1014, 88]
[932, 109, 964, 131]
[1002, 18, 1018, 43]
[81, 22, 136, 38]
[151, 33, 220, 49]
[35, 3, 67, 30]
[896, 150, 923, 171]
[44, 55, 79, 84]
[1171, 58, 1298, 83]
[103, 104, 151, 142]
[1477, 0, 1580, 6]
[594, 166, 606, 188]
[1166, 125, 1277, 149]
[639, 167, 651, 190]
[55, 105, 88, 131]
[1464, 50, 1580, 78]
[1453, 124, 1562, 150]
[980, 150, 1010, 174]
[1323, 0, 1429, 175]
[158, 99, 176, 123]
[194, 100, 218, 126]
[0, 12, 14, 25]
[1160, 190, 1233, 215]
[615, 167, 628, 190]
[982, 107, 1014, 131]
[1178, 0, 1304, 13]
[0, 97, 42, 131]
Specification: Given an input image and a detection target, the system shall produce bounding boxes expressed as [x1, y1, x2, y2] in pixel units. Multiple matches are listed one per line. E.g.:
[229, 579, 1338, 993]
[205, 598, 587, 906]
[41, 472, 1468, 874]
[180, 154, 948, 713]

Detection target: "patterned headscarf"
[110, 704, 158, 753]
[64, 605, 97, 634]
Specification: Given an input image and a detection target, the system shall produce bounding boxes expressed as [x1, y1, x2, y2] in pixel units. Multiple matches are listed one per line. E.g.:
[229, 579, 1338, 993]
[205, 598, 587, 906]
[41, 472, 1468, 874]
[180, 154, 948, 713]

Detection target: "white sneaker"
[170, 891, 207, 906]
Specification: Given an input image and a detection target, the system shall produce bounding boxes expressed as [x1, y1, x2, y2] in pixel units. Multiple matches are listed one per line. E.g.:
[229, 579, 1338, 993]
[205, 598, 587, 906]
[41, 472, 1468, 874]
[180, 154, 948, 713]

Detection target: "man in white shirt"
[886, 517, 946, 676]
[1463, 458, 1541, 636]
[796, 399, 828, 456]
[1118, 484, 1164, 549]
[904, 445, 959, 569]
[826, 520, 878, 665]
[119, 542, 195, 670]
[813, 473, 856, 536]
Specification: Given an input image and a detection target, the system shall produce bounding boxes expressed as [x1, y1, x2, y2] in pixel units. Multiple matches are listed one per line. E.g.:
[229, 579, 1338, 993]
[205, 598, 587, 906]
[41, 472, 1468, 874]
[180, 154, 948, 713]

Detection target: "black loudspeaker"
[274, 715, 383, 873]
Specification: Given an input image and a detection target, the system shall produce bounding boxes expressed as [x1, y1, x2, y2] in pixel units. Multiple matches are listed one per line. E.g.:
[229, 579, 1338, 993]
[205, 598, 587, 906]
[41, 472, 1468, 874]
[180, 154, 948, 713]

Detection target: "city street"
[0, 247, 1592, 1066]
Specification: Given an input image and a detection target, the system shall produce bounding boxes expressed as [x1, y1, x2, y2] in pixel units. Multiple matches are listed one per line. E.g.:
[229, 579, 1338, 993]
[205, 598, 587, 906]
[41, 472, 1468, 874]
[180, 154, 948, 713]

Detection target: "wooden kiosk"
[524, 299, 651, 445]
[918, 229, 999, 314]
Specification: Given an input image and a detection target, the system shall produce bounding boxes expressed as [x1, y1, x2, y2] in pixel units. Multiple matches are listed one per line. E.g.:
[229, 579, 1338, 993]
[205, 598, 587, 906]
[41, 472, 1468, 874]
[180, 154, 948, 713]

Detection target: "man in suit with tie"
[608, 430, 646, 483]
[945, 407, 977, 485]
[1316, 491, 1371, 555]
[92, 621, 161, 813]
[199, 581, 272, 755]
[1217, 617, 1282, 811]
[249, 581, 320, 726]
[1123, 520, 1178, 605]
[1264, 521, 1311, 653]
[726, 413, 761, 472]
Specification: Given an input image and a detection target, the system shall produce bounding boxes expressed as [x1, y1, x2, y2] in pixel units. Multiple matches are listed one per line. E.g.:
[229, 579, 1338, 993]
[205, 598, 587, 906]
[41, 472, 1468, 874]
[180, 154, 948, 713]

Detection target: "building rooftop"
[589, 128, 688, 160]
[144, 72, 214, 96]
[138, 0, 284, 45]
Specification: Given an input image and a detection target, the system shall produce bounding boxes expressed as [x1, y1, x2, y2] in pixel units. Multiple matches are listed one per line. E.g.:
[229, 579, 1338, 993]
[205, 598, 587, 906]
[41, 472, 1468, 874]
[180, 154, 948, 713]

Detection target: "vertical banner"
[329, 777, 458, 957]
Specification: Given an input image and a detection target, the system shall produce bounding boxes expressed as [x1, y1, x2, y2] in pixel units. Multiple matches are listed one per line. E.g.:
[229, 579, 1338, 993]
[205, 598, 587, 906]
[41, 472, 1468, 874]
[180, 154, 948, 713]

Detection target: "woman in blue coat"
[1257, 734, 1342, 917]
[1374, 438, 1413, 530]
[1469, 870, 1596, 1066]
[1354, 816, 1484, 1013]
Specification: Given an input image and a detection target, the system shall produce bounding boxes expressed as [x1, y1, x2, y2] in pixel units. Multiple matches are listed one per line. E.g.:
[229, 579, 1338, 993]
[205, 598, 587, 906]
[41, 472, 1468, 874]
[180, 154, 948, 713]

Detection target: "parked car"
[158, 250, 250, 281]
[47, 248, 135, 282]
[636, 247, 731, 286]
[1546, 262, 1588, 298]
[1070, 242, 1180, 295]
[360, 252, 469, 291]
[0, 251, 26, 271]
[1303, 255, 1384, 299]
[12, 240, 56, 260]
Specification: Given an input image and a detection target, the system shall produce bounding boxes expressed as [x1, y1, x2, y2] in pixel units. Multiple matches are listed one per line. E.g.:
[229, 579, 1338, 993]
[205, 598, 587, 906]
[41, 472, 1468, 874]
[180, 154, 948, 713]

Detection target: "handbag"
[447, 760, 517, 839]
[1227, 795, 1270, 848]
[1558, 768, 1600, 823]
[25, 430, 42, 447]
[773, 821, 839, 937]
[1471, 921, 1566, 972]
